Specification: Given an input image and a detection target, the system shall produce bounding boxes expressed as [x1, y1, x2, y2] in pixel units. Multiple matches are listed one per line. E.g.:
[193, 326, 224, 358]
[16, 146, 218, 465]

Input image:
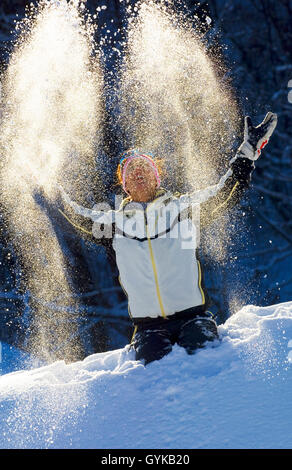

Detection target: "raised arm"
[177, 112, 277, 227]
[199, 157, 254, 228]
[33, 186, 114, 245]
[59, 186, 115, 225]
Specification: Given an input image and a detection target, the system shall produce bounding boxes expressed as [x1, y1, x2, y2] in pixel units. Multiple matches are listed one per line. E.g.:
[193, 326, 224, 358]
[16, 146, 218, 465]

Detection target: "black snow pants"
[131, 307, 219, 365]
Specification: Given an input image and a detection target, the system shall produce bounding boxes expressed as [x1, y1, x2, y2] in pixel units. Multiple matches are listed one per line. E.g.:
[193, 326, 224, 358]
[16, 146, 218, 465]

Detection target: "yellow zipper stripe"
[211, 181, 240, 216]
[155, 213, 159, 230]
[197, 259, 205, 304]
[58, 209, 93, 236]
[145, 223, 167, 319]
[130, 325, 138, 344]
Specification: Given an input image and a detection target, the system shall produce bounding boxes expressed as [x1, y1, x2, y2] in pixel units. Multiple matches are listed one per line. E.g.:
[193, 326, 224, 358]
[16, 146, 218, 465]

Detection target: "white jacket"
[60, 168, 236, 320]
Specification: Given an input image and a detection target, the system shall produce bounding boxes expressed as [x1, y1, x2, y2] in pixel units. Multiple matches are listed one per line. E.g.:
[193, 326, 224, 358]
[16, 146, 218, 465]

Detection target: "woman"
[43, 112, 277, 365]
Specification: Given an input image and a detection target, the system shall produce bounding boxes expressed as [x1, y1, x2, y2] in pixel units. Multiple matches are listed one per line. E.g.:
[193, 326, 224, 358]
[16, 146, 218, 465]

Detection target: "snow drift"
[0, 301, 292, 449]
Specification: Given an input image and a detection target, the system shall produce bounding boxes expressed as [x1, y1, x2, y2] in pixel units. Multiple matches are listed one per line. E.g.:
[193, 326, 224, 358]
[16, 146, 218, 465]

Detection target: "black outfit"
[132, 308, 218, 365]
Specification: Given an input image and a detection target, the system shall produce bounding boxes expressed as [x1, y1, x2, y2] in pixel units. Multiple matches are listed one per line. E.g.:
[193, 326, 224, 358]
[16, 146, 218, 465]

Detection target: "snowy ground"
[0, 301, 292, 449]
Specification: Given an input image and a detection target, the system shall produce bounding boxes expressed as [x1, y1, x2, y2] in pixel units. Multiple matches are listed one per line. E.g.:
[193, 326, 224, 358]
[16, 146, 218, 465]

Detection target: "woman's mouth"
[136, 175, 145, 184]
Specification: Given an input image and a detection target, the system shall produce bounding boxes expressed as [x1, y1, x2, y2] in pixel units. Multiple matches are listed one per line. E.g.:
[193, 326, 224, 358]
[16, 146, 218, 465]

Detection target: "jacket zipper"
[144, 211, 167, 319]
[197, 259, 205, 304]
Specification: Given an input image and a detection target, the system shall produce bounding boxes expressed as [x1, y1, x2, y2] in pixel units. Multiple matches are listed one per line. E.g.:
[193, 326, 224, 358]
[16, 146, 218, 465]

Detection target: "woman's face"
[124, 158, 158, 202]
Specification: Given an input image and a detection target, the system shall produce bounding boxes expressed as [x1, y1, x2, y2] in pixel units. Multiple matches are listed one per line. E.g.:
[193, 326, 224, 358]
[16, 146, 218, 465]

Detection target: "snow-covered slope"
[0, 301, 292, 449]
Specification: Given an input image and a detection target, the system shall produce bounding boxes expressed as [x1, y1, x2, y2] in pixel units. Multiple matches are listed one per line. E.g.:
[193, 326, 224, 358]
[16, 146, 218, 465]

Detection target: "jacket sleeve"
[58, 188, 116, 244]
[199, 157, 255, 228]
[33, 188, 114, 246]
[174, 157, 254, 227]
[57, 205, 99, 245]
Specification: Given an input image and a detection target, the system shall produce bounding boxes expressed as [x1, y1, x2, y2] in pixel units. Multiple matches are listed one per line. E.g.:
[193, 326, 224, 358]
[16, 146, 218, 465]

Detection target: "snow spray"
[118, 0, 241, 262]
[0, 0, 103, 362]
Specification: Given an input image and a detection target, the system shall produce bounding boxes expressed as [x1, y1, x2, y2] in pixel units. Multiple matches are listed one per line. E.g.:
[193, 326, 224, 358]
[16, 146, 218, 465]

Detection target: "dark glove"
[230, 157, 255, 184]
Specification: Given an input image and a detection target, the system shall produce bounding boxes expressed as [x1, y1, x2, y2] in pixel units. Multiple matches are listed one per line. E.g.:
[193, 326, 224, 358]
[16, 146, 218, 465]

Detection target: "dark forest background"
[0, 0, 291, 362]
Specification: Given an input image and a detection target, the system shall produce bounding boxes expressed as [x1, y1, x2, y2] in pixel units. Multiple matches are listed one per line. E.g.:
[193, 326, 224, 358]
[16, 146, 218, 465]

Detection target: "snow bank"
[0, 301, 292, 449]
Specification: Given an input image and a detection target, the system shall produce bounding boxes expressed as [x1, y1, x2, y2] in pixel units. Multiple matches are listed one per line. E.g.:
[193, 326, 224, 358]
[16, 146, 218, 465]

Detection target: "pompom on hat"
[119, 149, 161, 194]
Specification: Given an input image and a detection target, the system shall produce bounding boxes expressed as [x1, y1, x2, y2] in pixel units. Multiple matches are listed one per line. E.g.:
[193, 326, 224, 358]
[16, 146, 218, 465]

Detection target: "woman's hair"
[116, 151, 165, 188]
